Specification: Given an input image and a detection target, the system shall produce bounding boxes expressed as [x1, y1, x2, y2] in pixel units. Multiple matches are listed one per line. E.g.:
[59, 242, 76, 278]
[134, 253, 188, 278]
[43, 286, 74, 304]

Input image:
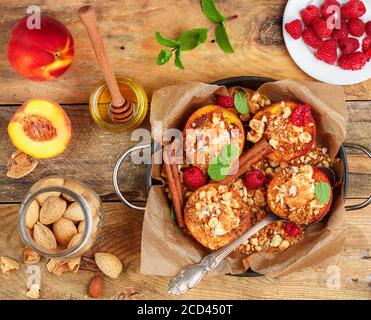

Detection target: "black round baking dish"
[113, 76, 371, 275]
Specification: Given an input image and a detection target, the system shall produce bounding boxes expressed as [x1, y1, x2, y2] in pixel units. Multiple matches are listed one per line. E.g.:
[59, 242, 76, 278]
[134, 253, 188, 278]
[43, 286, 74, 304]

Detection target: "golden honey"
[89, 76, 148, 132]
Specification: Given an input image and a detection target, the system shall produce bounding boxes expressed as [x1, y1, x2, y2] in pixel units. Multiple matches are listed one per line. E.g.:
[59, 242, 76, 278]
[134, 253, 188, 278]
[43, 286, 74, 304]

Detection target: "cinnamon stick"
[218, 139, 273, 185]
[163, 149, 184, 228]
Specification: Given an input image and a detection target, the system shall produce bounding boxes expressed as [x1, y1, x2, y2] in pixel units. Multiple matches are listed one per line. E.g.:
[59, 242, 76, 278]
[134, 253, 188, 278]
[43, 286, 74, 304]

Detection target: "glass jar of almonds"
[19, 176, 103, 259]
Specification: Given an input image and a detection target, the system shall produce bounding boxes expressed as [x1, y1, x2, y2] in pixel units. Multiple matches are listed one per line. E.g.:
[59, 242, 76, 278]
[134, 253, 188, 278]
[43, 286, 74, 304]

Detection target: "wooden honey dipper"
[78, 5, 133, 124]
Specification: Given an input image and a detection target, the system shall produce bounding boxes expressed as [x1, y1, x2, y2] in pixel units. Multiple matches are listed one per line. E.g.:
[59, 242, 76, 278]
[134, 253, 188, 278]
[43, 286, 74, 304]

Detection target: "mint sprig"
[208, 143, 240, 181]
[155, 0, 236, 69]
[234, 91, 249, 115]
[314, 181, 331, 205]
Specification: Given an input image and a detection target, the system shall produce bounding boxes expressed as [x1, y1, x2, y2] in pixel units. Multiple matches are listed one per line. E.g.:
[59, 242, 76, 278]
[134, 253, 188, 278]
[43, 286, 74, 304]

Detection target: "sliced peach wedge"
[8, 99, 72, 158]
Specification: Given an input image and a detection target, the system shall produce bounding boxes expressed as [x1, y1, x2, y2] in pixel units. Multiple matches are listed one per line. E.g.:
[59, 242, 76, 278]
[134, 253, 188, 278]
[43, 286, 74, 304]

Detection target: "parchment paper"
[140, 80, 348, 276]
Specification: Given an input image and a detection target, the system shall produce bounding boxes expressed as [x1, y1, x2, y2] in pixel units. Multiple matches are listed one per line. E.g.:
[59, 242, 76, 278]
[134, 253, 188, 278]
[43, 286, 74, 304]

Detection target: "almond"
[78, 216, 100, 234]
[39, 196, 67, 225]
[25, 200, 39, 229]
[46, 258, 70, 276]
[62, 179, 88, 202]
[86, 193, 101, 217]
[23, 248, 40, 264]
[33, 222, 57, 251]
[68, 233, 83, 249]
[7, 150, 38, 179]
[94, 253, 123, 279]
[88, 275, 103, 298]
[68, 257, 81, 273]
[63, 202, 85, 222]
[53, 218, 77, 247]
[33, 177, 64, 205]
[0, 256, 19, 276]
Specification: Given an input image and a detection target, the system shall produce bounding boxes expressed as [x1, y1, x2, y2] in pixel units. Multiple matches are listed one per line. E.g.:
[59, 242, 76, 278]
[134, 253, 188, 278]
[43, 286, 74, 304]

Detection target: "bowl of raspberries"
[283, 0, 371, 85]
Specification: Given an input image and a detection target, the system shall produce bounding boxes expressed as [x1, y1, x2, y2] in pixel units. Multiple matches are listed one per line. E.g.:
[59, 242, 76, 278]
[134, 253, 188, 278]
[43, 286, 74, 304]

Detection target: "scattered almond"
[25, 200, 39, 229]
[33, 222, 57, 251]
[62, 179, 88, 202]
[63, 202, 85, 222]
[34, 177, 64, 205]
[46, 259, 71, 276]
[39, 196, 67, 225]
[94, 253, 123, 279]
[23, 248, 40, 264]
[88, 275, 103, 298]
[0, 256, 19, 276]
[7, 150, 38, 179]
[53, 218, 78, 246]
[25, 283, 40, 299]
[68, 257, 81, 273]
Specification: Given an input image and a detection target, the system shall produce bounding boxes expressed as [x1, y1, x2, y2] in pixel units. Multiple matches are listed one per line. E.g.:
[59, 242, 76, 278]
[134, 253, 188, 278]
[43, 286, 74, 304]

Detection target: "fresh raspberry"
[338, 51, 368, 70]
[341, 0, 366, 19]
[302, 27, 323, 49]
[216, 95, 234, 108]
[300, 5, 320, 26]
[291, 104, 313, 127]
[183, 167, 208, 191]
[348, 18, 365, 37]
[285, 19, 303, 40]
[284, 222, 302, 237]
[362, 37, 371, 61]
[331, 19, 349, 41]
[315, 39, 338, 64]
[366, 21, 371, 36]
[321, 0, 341, 18]
[311, 17, 333, 39]
[243, 170, 267, 190]
[339, 37, 360, 54]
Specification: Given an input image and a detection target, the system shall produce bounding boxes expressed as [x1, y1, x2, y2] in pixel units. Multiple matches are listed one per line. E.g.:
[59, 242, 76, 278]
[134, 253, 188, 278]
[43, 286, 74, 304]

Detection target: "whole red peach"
[7, 15, 74, 81]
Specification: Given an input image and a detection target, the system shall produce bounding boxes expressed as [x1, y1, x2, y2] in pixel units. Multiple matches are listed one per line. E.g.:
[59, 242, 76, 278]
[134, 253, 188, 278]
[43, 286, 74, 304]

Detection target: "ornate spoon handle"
[168, 213, 279, 295]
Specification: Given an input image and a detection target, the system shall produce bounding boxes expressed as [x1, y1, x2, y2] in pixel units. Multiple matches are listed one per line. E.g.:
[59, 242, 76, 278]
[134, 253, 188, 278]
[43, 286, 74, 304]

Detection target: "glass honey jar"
[19, 176, 103, 259]
[89, 75, 148, 132]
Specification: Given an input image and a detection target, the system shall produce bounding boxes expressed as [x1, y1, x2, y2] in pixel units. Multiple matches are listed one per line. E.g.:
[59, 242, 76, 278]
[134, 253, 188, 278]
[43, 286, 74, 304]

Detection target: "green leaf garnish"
[314, 181, 331, 205]
[156, 49, 172, 65]
[201, 0, 226, 24]
[220, 144, 239, 164]
[169, 207, 177, 221]
[155, 32, 179, 48]
[234, 92, 249, 115]
[174, 48, 185, 69]
[179, 28, 208, 51]
[215, 22, 234, 53]
[208, 156, 229, 181]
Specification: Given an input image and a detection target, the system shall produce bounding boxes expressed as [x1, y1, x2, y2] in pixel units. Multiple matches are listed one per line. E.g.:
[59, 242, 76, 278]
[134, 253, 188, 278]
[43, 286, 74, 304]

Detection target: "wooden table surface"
[0, 0, 370, 300]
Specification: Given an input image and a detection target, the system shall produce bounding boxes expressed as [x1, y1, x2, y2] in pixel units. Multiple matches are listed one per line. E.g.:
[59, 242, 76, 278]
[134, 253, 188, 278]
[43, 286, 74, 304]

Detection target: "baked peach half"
[8, 99, 72, 158]
[267, 165, 333, 225]
[183, 105, 245, 170]
[247, 101, 316, 162]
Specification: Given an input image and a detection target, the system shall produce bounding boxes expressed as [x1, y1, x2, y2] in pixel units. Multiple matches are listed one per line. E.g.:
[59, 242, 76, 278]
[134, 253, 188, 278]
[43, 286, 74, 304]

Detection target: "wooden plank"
[0, 0, 370, 104]
[0, 101, 370, 202]
[0, 105, 150, 203]
[0, 199, 370, 300]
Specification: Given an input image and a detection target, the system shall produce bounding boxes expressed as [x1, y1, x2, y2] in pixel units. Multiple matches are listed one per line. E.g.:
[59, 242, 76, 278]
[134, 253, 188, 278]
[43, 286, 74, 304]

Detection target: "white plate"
[283, 0, 371, 85]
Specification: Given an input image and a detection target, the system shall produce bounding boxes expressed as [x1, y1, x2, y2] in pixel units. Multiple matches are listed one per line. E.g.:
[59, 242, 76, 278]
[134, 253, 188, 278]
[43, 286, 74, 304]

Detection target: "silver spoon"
[168, 167, 337, 295]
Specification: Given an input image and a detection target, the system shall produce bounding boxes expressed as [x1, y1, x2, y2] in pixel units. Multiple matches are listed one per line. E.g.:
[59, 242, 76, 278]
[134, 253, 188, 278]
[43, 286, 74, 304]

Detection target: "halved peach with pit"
[8, 99, 72, 158]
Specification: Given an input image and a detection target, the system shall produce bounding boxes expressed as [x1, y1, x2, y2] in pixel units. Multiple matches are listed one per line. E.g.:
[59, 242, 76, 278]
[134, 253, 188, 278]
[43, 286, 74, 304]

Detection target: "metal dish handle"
[112, 143, 152, 211]
[343, 143, 371, 211]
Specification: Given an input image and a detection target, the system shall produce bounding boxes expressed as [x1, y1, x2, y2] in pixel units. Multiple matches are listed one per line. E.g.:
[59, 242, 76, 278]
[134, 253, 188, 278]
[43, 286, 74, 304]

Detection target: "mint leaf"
[179, 28, 208, 51]
[174, 49, 185, 69]
[208, 157, 229, 181]
[234, 92, 249, 115]
[156, 49, 172, 65]
[155, 32, 179, 48]
[220, 144, 239, 164]
[215, 22, 234, 53]
[314, 181, 331, 205]
[201, 0, 226, 24]
[169, 207, 176, 221]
